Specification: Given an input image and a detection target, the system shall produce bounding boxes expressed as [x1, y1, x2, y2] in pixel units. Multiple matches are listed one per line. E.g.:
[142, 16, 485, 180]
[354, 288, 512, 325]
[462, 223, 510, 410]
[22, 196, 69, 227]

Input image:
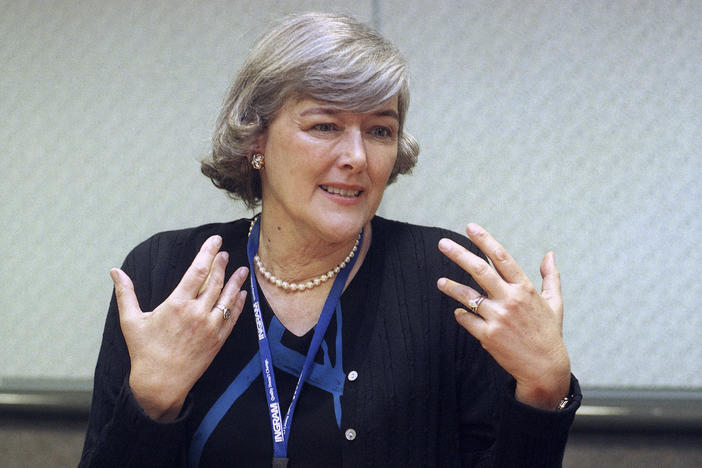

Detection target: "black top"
[80, 216, 581, 468]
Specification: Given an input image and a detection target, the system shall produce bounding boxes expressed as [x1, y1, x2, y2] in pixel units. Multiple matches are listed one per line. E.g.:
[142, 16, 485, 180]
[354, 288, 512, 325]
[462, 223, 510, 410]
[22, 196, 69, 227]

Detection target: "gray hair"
[201, 12, 420, 209]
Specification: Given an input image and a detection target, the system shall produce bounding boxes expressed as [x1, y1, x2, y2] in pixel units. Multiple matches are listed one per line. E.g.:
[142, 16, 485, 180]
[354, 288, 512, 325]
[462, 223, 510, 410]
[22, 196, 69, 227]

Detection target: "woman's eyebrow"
[299, 107, 340, 116]
[374, 109, 399, 120]
[299, 107, 399, 120]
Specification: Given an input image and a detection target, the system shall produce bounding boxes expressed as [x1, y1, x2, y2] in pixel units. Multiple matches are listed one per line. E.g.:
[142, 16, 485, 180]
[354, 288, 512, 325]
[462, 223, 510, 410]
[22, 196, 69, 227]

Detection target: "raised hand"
[110, 235, 249, 421]
[437, 223, 571, 410]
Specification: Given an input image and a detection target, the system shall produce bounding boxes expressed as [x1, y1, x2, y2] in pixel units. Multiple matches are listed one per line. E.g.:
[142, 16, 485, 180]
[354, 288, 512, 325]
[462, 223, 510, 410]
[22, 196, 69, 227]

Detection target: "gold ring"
[467, 296, 486, 314]
[215, 304, 231, 320]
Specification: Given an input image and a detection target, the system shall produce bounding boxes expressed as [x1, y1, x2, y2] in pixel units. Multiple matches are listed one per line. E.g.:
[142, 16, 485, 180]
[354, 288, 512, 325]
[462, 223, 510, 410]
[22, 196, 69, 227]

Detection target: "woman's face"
[258, 95, 399, 244]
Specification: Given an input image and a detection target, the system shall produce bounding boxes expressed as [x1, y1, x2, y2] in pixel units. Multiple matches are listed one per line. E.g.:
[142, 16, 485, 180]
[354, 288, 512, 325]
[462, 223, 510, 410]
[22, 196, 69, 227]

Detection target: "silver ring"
[467, 296, 486, 314]
[215, 304, 231, 320]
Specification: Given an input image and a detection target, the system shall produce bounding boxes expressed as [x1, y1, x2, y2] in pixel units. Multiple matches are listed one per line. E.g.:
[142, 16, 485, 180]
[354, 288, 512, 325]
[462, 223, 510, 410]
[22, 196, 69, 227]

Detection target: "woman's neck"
[250, 212, 373, 336]
[254, 214, 369, 287]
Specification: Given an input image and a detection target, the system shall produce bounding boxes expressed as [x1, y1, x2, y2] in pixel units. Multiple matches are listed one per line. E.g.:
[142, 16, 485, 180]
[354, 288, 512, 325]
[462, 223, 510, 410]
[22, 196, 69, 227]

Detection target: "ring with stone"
[214, 304, 231, 320]
[467, 296, 486, 314]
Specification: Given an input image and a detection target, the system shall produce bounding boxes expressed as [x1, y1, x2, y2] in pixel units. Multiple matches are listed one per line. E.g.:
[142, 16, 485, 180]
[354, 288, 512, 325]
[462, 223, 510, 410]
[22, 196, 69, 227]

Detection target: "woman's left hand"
[437, 223, 571, 410]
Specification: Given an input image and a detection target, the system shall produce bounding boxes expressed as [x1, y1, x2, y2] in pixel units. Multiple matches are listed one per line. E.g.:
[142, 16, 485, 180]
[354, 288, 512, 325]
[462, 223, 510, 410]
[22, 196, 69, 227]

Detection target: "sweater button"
[344, 428, 357, 441]
[347, 370, 358, 381]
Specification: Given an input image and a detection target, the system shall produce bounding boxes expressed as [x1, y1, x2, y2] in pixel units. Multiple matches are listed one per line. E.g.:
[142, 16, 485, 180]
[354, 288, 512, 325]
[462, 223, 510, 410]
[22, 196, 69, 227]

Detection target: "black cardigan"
[80, 216, 580, 467]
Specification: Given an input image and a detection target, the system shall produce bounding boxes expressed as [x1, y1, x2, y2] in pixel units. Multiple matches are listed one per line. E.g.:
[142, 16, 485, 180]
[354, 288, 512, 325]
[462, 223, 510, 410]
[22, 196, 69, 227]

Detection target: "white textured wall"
[1, 0, 700, 390]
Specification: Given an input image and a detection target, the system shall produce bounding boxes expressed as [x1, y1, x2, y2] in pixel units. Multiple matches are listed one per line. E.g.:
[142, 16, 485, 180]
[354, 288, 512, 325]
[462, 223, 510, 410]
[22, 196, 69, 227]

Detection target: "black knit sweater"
[80, 216, 580, 468]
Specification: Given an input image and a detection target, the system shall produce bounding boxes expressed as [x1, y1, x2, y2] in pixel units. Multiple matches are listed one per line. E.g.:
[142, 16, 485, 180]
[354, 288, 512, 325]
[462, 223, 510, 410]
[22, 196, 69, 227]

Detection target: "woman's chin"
[313, 213, 370, 244]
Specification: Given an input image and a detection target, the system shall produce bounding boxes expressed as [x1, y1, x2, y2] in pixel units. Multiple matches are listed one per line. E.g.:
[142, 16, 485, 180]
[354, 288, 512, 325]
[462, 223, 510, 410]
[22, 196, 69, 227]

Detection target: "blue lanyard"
[246, 218, 362, 465]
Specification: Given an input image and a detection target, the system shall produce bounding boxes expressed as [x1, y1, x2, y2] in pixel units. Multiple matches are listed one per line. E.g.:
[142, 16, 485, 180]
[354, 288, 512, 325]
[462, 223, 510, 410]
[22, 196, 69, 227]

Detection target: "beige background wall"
[1, 0, 701, 391]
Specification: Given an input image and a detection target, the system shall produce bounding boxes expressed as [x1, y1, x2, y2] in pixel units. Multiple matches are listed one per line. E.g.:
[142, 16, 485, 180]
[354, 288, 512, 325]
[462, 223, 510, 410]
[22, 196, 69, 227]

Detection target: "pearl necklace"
[248, 216, 361, 293]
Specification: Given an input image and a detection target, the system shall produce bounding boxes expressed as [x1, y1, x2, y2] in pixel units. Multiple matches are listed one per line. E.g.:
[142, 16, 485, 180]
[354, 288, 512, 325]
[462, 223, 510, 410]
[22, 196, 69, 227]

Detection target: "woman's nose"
[338, 128, 368, 171]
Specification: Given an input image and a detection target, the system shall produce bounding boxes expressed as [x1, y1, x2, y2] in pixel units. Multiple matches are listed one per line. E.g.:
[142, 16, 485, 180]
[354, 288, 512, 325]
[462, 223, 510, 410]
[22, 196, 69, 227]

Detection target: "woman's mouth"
[320, 185, 362, 198]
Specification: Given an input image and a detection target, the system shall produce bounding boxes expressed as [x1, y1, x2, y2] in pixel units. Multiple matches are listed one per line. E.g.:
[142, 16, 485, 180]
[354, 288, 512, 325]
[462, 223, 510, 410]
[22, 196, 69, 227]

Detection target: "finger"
[110, 268, 142, 322]
[221, 265, 249, 300]
[438, 238, 507, 298]
[210, 265, 249, 319]
[465, 223, 530, 285]
[198, 251, 229, 305]
[540, 251, 563, 315]
[437, 277, 492, 318]
[217, 289, 248, 341]
[212, 266, 249, 336]
[231, 288, 248, 322]
[174, 235, 222, 299]
[454, 308, 488, 341]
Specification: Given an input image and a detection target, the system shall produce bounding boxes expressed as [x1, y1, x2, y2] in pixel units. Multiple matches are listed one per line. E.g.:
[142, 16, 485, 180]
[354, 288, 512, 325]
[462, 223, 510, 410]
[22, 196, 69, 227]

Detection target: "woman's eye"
[312, 123, 337, 132]
[370, 126, 393, 138]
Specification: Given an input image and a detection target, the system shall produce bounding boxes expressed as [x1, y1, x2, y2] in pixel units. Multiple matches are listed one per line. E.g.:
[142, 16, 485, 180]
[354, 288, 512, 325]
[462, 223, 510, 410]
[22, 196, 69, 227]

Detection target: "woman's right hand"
[109, 235, 249, 421]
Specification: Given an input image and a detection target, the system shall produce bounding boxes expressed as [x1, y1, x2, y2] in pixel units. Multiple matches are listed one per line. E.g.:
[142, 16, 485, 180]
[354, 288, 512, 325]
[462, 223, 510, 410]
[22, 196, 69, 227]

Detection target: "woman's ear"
[253, 131, 268, 154]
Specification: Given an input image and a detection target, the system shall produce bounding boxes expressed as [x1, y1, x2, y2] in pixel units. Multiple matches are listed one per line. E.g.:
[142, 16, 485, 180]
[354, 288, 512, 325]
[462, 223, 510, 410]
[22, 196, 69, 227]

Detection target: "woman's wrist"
[128, 371, 187, 422]
[514, 371, 572, 411]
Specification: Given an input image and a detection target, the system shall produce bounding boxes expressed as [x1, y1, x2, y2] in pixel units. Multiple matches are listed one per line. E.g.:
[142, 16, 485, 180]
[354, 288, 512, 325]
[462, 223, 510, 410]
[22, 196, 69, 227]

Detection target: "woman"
[80, 12, 580, 468]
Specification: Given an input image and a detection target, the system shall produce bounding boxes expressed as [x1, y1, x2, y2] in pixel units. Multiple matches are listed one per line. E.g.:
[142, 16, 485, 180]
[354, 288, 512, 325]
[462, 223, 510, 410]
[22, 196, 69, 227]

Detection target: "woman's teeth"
[321, 185, 361, 197]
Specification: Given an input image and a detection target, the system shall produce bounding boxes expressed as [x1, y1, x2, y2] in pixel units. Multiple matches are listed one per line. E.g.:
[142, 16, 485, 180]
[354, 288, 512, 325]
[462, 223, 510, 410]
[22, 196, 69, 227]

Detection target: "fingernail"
[210, 235, 222, 248]
[109, 268, 120, 283]
[466, 224, 479, 235]
[437, 277, 446, 288]
[438, 239, 451, 252]
[454, 308, 468, 318]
